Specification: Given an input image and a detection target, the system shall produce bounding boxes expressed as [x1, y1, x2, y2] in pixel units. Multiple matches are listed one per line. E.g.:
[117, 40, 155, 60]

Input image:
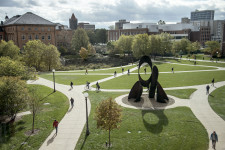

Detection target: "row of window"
[21, 35, 51, 40]
[21, 27, 51, 31]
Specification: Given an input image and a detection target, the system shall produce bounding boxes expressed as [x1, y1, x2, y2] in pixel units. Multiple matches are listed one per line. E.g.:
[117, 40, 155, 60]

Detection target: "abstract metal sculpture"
[128, 56, 168, 103]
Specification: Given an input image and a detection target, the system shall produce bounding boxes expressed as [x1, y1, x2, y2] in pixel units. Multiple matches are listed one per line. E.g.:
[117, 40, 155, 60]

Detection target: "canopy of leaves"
[95, 97, 122, 131]
[0, 40, 20, 60]
[205, 41, 220, 55]
[132, 34, 150, 58]
[95, 29, 107, 44]
[0, 57, 34, 80]
[117, 35, 133, 55]
[0, 76, 29, 120]
[79, 47, 89, 60]
[71, 28, 89, 53]
[86, 30, 96, 45]
[87, 44, 96, 56]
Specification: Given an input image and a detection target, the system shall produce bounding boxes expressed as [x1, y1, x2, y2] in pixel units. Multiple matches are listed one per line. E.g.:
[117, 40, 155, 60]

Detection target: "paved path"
[27, 78, 91, 150]
[27, 60, 225, 150]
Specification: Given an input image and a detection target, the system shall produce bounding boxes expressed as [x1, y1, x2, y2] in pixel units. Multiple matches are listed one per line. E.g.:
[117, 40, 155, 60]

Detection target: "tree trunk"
[32, 104, 35, 133]
[109, 129, 111, 147]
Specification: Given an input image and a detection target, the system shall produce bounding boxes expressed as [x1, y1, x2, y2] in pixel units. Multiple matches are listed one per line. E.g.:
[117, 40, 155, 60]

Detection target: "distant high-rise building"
[191, 10, 214, 21]
[69, 13, 78, 30]
[115, 19, 130, 30]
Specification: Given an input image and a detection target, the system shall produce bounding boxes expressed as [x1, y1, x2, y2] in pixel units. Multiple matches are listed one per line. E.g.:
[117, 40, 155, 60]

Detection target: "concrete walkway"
[27, 78, 91, 150]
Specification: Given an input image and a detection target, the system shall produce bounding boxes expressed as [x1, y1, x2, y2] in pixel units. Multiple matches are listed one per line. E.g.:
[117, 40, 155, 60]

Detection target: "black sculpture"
[128, 56, 168, 103]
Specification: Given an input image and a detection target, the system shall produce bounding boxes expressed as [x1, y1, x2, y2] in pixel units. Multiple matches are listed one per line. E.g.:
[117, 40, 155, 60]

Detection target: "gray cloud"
[0, 0, 22, 7]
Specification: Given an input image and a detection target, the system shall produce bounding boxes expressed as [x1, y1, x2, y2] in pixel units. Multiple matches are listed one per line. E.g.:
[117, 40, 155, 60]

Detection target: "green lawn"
[96, 70, 225, 89]
[208, 85, 225, 121]
[75, 92, 208, 150]
[132, 62, 216, 73]
[165, 89, 197, 99]
[0, 85, 69, 150]
[39, 74, 111, 85]
[160, 58, 225, 68]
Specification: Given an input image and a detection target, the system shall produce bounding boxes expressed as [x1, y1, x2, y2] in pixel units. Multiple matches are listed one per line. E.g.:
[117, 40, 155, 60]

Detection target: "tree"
[0, 40, 20, 60]
[23, 40, 46, 70]
[172, 38, 191, 55]
[0, 57, 35, 80]
[108, 25, 115, 30]
[87, 44, 96, 56]
[158, 20, 166, 25]
[95, 29, 107, 43]
[0, 76, 29, 121]
[132, 34, 150, 58]
[43, 44, 61, 71]
[28, 86, 41, 134]
[86, 30, 96, 45]
[149, 34, 161, 58]
[79, 47, 89, 60]
[117, 35, 133, 56]
[187, 41, 201, 54]
[205, 41, 220, 56]
[95, 98, 122, 147]
[71, 28, 89, 54]
[159, 33, 173, 56]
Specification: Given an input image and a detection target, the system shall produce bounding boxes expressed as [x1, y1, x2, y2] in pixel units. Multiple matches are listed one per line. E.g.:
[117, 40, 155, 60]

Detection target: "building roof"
[3, 12, 55, 26]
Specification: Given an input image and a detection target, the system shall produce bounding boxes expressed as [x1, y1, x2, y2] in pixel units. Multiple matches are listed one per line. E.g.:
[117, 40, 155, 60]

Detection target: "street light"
[52, 69, 56, 92]
[83, 92, 90, 136]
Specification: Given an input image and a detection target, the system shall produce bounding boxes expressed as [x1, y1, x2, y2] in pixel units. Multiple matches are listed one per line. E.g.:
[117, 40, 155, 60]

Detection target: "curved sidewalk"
[27, 78, 91, 150]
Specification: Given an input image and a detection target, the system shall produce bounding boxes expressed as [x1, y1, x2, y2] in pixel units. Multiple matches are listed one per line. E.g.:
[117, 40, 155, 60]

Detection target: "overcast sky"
[0, 0, 225, 29]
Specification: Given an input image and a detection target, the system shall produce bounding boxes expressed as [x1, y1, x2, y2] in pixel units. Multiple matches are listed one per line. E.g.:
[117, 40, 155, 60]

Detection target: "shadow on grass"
[18, 135, 31, 150]
[142, 109, 168, 134]
[40, 92, 54, 102]
[80, 134, 88, 150]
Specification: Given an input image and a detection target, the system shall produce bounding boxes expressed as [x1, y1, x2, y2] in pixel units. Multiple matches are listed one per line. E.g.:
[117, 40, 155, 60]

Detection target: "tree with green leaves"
[187, 41, 201, 54]
[79, 47, 89, 60]
[117, 35, 133, 56]
[0, 57, 35, 80]
[28, 86, 42, 134]
[159, 33, 173, 56]
[43, 44, 61, 71]
[132, 34, 150, 58]
[158, 20, 166, 25]
[87, 43, 96, 56]
[149, 34, 161, 59]
[86, 30, 96, 45]
[71, 28, 89, 54]
[0, 76, 29, 121]
[23, 40, 46, 70]
[95, 29, 107, 43]
[205, 41, 220, 56]
[95, 98, 122, 147]
[0, 40, 20, 60]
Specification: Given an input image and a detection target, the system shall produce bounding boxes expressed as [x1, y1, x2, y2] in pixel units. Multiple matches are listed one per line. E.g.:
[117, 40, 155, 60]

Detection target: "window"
[35, 35, 38, 39]
[48, 28, 50, 31]
[21, 27, 24, 31]
[35, 28, 38, 31]
[22, 35, 25, 40]
[42, 28, 44, 31]
[0, 35, 3, 40]
[29, 35, 32, 40]
[28, 27, 31, 31]
[42, 35, 45, 40]
[48, 35, 51, 40]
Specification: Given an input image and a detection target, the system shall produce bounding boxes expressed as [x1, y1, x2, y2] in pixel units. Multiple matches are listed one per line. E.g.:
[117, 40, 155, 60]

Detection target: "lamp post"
[52, 69, 56, 92]
[83, 92, 90, 136]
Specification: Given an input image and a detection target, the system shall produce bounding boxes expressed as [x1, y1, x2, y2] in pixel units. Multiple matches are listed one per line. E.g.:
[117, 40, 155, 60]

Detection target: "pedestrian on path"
[127, 69, 130, 75]
[114, 71, 117, 77]
[122, 68, 124, 74]
[85, 69, 88, 75]
[70, 97, 74, 108]
[212, 78, 215, 87]
[172, 67, 174, 73]
[96, 82, 100, 91]
[144, 68, 146, 74]
[70, 81, 73, 89]
[210, 131, 218, 150]
[53, 120, 59, 135]
[206, 85, 210, 95]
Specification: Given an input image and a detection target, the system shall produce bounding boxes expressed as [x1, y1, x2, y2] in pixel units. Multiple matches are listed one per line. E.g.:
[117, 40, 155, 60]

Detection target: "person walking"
[85, 69, 88, 75]
[96, 82, 100, 91]
[53, 120, 59, 135]
[70, 81, 73, 89]
[114, 71, 117, 77]
[127, 69, 130, 75]
[122, 68, 124, 74]
[206, 85, 210, 95]
[70, 97, 74, 108]
[212, 78, 215, 87]
[144, 68, 146, 74]
[172, 67, 174, 73]
[210, 131, 218, 150]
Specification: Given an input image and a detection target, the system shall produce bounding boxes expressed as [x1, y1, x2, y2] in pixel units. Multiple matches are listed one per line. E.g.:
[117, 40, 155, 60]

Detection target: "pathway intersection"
[27, 59, 225, 150]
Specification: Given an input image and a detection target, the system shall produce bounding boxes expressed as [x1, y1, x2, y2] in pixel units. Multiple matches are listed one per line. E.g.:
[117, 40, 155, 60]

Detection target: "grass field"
[0, 85, 69, 150]
[75, 92, 208, 150]
[39, 74, 111, 85]
[165, 89, 197, 99]
[96, 70, 225, 89]
[208, 85, 225, 121]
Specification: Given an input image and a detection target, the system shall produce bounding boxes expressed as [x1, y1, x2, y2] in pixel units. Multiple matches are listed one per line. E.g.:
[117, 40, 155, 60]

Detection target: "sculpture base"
[122, 94, 175, 109]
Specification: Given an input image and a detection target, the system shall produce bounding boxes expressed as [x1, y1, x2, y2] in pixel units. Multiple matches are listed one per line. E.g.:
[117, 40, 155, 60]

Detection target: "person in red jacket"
[53, 120, 59, 135]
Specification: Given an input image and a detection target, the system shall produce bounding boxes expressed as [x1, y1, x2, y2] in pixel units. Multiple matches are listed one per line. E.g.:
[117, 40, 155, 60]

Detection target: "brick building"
[1, 12, 56, 49]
